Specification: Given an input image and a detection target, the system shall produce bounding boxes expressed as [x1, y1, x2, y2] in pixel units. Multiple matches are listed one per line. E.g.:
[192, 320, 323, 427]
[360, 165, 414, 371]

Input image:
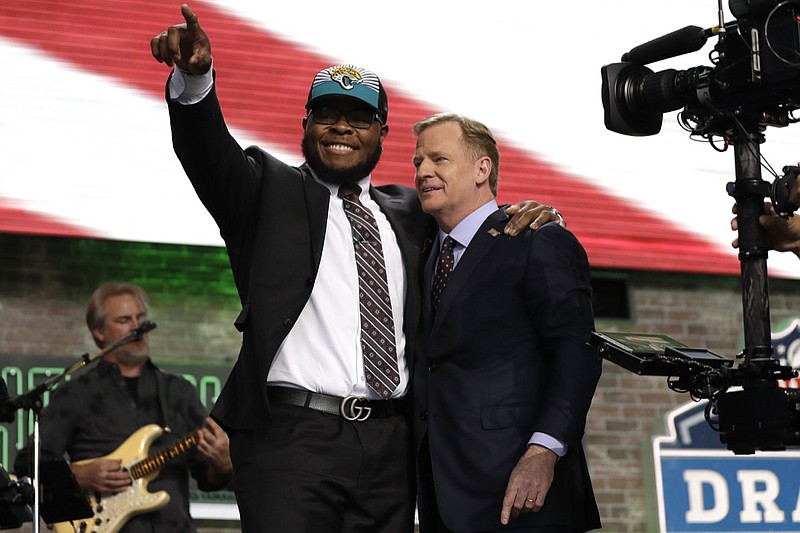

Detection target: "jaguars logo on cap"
[313, 65, 381, 93]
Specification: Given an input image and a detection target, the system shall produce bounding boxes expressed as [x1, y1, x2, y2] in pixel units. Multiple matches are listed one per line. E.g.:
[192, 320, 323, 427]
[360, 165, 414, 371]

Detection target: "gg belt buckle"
[340, 396, 372, 421]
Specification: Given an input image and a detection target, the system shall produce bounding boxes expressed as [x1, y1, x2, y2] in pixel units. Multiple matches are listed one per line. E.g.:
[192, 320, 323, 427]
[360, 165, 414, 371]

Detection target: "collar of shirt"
[436, 199, 499, 265]
[308, 167, 372, 202]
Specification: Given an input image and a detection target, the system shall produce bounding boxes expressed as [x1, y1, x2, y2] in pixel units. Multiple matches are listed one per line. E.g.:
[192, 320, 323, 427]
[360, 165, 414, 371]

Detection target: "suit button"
[304, 278, 314, 287]
[427, 363, 437, 372]
[420, 410, 427, 420]
[283, 318, 293, 328]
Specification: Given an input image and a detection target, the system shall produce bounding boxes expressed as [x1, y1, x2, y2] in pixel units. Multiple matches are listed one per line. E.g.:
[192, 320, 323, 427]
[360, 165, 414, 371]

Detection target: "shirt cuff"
[528, 432, 567, 457]
[168, 65, 213, 104]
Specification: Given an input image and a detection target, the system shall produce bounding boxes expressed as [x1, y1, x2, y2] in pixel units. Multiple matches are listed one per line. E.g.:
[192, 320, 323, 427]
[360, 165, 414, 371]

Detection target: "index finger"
[500, 488, 517, 525]
[181, 4, 199, 30]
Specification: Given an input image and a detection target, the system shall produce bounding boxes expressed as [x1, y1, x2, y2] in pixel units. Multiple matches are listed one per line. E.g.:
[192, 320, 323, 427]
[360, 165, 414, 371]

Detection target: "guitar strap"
[154, 369, 172, 434]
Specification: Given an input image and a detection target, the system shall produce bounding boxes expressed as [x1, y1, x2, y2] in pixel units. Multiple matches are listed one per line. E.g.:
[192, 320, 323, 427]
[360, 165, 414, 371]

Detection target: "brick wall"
[2, 233, 800, 532]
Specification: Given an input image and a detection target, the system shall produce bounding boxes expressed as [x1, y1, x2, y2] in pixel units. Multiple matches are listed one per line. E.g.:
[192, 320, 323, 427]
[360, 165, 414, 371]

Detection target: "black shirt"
[16, 359, 214, 533]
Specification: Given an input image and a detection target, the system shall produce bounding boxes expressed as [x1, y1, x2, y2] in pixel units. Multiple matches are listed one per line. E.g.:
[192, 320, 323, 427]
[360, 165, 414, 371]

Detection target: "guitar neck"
[127, 429, 201, 480]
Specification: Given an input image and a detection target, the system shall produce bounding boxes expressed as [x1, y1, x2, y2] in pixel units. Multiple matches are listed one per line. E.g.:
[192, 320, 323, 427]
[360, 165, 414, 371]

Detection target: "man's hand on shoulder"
[504, 202, 565, 236]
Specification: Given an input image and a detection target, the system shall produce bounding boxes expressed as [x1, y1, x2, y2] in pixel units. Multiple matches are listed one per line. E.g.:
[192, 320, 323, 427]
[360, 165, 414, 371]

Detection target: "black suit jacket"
[168, 81, 436, 430]
[414, 209, 602, 532]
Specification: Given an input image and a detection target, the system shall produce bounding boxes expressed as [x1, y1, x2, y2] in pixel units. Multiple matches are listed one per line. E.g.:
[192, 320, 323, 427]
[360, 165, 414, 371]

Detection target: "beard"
[107, 340, 149, 366]
[301, 133, 383, 186]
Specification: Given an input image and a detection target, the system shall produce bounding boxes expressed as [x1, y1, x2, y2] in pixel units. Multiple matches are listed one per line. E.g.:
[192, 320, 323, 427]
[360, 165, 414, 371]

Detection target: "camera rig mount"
[598, 0, 800, 454]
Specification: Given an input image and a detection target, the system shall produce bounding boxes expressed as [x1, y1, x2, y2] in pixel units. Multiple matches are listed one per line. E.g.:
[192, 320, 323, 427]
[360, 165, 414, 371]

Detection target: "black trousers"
[230, 403, 415, 532]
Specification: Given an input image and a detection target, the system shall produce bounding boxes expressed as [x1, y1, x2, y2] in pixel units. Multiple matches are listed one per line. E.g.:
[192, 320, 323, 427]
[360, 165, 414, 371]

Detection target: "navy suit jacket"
[168, 81, 436, 430]
[414, 209, 602, 532]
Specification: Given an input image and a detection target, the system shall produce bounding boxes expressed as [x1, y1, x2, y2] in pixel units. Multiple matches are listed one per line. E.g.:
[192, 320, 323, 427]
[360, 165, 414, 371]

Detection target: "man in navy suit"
[413, 113, 602, 533]
[150, 6, 563, 532]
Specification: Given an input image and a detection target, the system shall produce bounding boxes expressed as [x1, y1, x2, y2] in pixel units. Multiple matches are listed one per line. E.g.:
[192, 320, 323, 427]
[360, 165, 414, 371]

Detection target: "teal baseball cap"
[306, 64, 388, 123]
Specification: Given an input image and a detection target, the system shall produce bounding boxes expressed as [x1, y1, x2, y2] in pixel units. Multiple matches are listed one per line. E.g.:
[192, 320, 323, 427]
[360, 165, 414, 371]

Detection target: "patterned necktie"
[338, 184, 399, 398]
[431, 236, 456, 314]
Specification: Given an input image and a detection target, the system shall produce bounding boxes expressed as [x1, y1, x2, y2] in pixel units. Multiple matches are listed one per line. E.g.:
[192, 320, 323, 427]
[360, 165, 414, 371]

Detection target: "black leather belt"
[267, 386, 409, 422]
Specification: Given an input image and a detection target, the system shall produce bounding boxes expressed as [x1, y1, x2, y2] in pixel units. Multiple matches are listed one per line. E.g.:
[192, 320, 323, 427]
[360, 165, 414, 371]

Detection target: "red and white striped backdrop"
[2, 0, 800, 278]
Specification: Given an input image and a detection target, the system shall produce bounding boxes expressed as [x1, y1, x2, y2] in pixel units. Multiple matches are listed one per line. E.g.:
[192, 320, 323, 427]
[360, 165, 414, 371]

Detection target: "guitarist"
[15, 282, 233, 532]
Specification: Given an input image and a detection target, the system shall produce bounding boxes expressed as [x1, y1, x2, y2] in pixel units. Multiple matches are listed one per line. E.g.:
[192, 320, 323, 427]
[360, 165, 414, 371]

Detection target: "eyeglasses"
[309, 107, 382, 129]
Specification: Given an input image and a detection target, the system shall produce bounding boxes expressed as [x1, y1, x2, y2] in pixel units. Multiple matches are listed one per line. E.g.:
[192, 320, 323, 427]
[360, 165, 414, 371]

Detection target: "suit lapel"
[301, 165, 332, 271]
[421, 236, 437, 325]
[371, 187, 413, 255]
[432, 208, 507, 329]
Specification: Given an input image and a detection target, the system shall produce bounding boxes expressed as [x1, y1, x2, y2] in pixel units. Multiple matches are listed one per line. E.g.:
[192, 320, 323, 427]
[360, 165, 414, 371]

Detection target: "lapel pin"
[487, 228, 500, 237]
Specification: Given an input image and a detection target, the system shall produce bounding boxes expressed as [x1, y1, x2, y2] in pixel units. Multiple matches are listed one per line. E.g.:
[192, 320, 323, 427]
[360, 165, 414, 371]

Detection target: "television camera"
[598, 0, 800, 454]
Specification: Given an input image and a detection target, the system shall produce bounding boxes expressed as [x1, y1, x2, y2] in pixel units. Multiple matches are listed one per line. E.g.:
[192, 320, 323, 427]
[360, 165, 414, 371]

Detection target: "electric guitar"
[52, 424, 201, 533]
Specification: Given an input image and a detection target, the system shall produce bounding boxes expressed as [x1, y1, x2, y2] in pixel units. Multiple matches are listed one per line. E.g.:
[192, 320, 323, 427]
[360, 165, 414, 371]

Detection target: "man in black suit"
[412, 113, 602, 533]
[149, 6, 563, 532]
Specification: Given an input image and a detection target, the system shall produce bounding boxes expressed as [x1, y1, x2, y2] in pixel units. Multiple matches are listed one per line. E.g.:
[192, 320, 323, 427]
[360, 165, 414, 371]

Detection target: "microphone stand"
[0, 321, 156, 533]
